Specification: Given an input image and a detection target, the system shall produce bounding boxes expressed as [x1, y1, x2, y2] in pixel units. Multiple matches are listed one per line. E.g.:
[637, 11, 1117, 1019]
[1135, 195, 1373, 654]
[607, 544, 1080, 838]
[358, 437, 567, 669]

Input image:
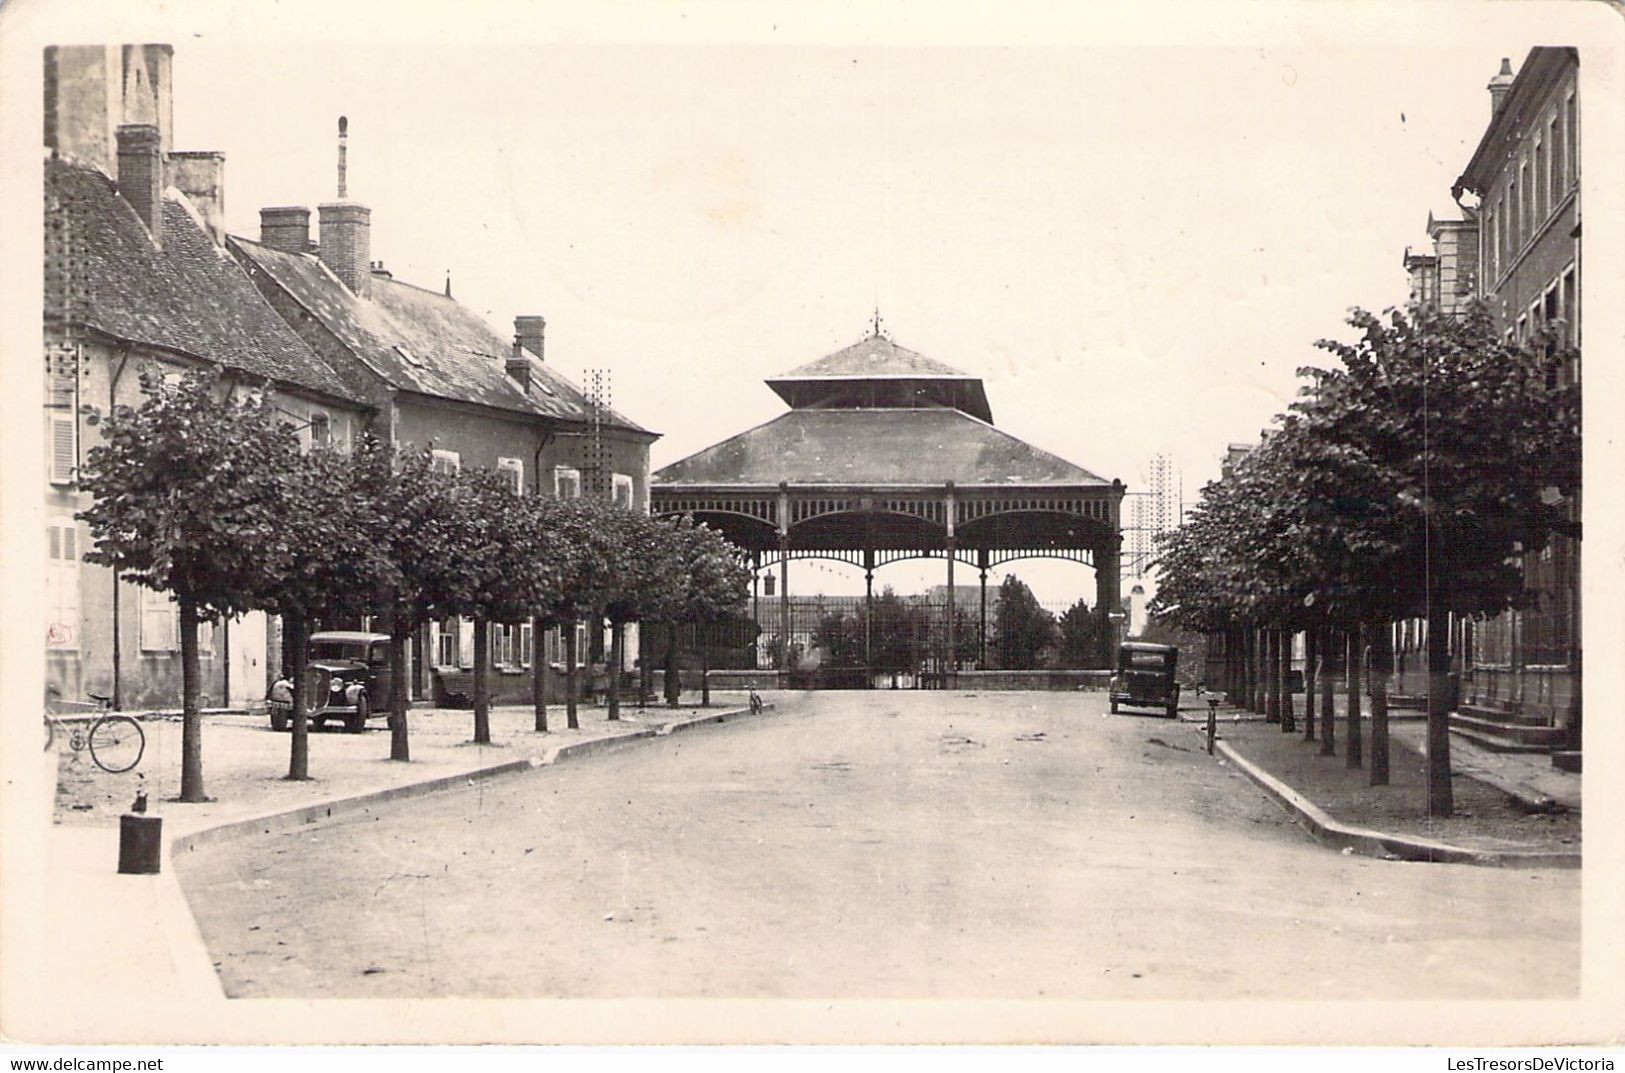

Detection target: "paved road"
[176, 692, 1578, 999]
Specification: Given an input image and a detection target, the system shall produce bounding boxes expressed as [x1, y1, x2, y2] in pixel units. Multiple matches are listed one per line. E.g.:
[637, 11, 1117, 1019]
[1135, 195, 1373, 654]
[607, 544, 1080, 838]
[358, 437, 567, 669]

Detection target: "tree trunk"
[388, 614, 411, 762]
[532, 614, 548, 733]
[286, 613, 311, 781]
[1241, 627, 1254, 711]
[607, 621, 623, 721]
[1302, 624, 1317, 742]
[1261, 627, 1274, 721]
[700, 623, 711, 708]
[177, 594, 207, 802]
[1230, 625, 1243, 706]
[1370, 620, 1391, 787]
[1279, 629, 1296, 734]
[1345, 623, 1363, 769]
[665, 623, 681, 707]
[1319, 626, 1336, 755]
[473, 616, 491, 744]
[565, 624, 580, 730]
[1426, 601, 1454, 817]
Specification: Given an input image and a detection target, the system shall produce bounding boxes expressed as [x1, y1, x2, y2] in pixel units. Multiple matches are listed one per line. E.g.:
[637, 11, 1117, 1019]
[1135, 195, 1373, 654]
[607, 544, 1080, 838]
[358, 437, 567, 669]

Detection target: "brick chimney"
[318, 116, 370, 295]
[166, 151, 225, 244]
[44, 44, 173, 173]
[506, 339, 532, 392]
[115, 123, 163, 242]
[1488, 57, 1515, 117]
[514, 315, 546, 361]
[259, 206, 312, 253]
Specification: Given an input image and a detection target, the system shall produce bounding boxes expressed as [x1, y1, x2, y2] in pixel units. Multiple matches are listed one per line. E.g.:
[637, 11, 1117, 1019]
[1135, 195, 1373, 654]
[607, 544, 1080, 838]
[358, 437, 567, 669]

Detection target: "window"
[1564, 268, 1578, 346]
[138, 589, 211, 653]
[492, 624, 515, 668]
[1533, 140, 1545, 222]
[45, 519, 79, 651]
[612, 472, 634, 509]
[1566, 92, 1577, 187]
[519, 621, 533, 667]
[431, 449, 461, 475]
[48, 411, 75, 484]
[434, 618, 459, 667]
[554, 465, 581, 499]
[309, 410, 331, 448]
[497, 457, 524, 494]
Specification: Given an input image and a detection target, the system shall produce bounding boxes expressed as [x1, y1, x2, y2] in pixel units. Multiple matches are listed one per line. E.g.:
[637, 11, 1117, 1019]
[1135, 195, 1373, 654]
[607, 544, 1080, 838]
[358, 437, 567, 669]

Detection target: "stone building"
[231, 121, 657, 705]
[1448, 47, 1581, 750]
[43, 45, 373, 709]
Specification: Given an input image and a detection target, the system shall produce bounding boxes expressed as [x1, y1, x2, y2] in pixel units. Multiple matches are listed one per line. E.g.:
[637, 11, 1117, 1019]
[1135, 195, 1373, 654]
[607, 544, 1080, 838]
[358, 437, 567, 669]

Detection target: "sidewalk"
[13, 692, 778, 1043]
[1187, 701, 1580, 865]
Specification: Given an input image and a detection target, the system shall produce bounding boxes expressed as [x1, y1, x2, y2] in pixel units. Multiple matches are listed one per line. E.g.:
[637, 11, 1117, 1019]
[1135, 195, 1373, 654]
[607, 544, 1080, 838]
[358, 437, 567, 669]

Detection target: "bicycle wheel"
[88, 715, 144, 773]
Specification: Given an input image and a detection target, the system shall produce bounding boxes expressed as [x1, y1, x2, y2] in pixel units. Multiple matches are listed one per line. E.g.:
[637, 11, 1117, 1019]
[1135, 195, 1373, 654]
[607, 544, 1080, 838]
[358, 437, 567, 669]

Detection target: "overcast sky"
[9, 1, 1606, 603]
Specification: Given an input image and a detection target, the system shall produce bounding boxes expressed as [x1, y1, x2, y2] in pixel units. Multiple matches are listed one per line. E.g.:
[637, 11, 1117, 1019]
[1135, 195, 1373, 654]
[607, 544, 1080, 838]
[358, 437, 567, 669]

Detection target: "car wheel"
[1167, 703, 1179, 719]
[347, 693, 369, 733]
[1109, 700, 1118, 714]
[270, 707, 288, 733]
[313, 718, 327, 732]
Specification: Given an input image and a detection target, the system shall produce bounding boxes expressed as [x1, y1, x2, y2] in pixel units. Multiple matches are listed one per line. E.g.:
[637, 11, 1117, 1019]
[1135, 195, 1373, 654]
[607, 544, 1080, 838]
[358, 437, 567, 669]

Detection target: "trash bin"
[118, 813, 162, 875]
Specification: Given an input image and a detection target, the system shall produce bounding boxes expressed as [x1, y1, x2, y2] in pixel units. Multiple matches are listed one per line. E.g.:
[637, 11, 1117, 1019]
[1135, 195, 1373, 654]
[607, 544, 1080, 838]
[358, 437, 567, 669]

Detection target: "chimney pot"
[318, 201, 371, 295]
[115, 123, 163, 243]
[259, 206, 311, 254]
[505, 338, 533, 392]
[166, 151, 226, 244]
[1488, 56, 1516, 118]
[514, 315, 546, 362]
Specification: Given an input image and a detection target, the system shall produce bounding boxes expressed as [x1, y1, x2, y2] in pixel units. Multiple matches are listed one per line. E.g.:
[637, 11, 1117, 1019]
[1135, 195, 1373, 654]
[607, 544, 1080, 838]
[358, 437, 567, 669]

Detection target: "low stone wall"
[950, 669, 1112, 691]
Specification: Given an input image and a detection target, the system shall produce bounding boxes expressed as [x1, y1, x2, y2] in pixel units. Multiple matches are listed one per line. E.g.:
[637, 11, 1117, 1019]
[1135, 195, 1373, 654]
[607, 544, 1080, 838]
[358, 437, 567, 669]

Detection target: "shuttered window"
[48, 411, 75, 484]
[45, 519, 79, 651]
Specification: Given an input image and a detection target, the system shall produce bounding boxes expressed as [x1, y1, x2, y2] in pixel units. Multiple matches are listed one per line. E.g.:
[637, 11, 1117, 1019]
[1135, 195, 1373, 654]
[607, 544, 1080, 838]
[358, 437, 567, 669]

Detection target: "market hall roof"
[765, 333, 994, 424]
[44, 159, 363, 406]
[654, 406, 1107, 489]
[230, 236, 651, 435]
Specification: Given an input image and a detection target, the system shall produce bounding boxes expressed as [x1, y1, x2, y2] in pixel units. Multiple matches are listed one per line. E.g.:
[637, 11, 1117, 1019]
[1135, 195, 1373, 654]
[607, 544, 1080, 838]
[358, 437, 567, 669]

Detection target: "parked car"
[268, 631, 393, 733]
[1109, 642, 1181, 718]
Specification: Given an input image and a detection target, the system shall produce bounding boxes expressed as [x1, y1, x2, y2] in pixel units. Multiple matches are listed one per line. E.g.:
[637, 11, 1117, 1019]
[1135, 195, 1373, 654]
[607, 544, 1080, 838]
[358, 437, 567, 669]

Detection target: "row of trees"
[804, 576, 1108, 672]
[78, 370, 750, 802]
[1150, 304, 1579, 816]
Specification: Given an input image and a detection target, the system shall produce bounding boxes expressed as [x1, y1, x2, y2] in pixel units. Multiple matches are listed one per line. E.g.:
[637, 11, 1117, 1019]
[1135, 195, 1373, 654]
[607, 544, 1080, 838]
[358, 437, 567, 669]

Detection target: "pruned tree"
[77, 369, 300, 801]
[993, 575, 1056, 670]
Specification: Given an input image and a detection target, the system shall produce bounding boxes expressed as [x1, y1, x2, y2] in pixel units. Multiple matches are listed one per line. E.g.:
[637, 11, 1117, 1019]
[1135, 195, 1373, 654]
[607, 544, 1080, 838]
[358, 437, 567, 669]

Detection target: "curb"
[1210, 736, 1581, 869]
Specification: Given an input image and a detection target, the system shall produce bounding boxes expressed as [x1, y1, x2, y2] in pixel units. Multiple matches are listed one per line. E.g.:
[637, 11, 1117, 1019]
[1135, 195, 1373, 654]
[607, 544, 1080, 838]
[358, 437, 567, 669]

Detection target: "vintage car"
[268, 631, 393, 733]
[1109, 641, 1181, 718]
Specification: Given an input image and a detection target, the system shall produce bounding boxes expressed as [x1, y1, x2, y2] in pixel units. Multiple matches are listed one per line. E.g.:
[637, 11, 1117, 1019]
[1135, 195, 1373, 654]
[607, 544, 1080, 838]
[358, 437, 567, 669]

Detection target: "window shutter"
[49, 413, 75, 484]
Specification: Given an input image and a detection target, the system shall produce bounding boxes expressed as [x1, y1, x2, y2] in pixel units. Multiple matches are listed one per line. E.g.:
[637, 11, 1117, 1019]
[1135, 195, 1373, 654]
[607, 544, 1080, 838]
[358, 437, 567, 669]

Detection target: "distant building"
[232, 121, 658, 703]
[1219, 442, 1254, 481]
[1449, 47, 1580, 734]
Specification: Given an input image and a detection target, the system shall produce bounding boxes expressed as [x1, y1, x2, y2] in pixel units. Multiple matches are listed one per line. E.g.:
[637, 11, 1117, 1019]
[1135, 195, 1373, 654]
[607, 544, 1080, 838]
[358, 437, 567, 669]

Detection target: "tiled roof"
[45, 159, 362, 403]
[231, 237, 649, 434]
[773, 334, 973, 380]
[654, 408, 1107, 488]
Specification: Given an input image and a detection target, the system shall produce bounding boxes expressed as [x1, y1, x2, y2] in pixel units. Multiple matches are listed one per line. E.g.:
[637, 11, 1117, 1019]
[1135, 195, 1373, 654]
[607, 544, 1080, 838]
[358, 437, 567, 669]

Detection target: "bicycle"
[747, 687, 764, 714]
[43, 690, 146, 774]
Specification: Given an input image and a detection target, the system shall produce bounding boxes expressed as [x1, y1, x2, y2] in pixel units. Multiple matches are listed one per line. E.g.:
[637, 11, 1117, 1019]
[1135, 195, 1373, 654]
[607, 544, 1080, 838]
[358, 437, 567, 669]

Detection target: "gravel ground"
[50, 698, 715, 829]
[175, 690, 1578, 1000]
[1213, 716, 1581, 851]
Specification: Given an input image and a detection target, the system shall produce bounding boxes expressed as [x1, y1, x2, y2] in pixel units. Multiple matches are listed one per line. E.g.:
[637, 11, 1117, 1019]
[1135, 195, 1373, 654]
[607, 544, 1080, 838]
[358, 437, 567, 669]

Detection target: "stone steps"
[1448, 711, 1565, 753]
[1458, 702, 1551, 727]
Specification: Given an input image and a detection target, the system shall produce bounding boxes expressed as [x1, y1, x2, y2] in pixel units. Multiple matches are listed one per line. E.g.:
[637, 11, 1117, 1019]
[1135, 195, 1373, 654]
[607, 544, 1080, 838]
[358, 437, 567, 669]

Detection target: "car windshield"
[309, 641, 367, 663]
[1122, 651, 1171, 671]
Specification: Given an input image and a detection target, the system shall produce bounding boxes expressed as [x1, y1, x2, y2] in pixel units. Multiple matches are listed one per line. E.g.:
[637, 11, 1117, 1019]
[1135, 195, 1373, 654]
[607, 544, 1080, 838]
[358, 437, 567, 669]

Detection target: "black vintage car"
[1109, 642, 1181, 718]
[268, 631, 393, 733]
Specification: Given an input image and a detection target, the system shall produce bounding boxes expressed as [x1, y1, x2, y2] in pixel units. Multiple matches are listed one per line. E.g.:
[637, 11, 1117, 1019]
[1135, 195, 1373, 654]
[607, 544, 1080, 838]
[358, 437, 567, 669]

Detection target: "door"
[230, 611, 269, 706]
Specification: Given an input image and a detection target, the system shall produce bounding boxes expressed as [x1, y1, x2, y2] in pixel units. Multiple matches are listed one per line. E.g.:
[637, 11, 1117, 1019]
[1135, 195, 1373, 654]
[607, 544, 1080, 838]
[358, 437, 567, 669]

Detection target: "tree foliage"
[78, 369, 302, 801]
[993, 575, 1055, 670]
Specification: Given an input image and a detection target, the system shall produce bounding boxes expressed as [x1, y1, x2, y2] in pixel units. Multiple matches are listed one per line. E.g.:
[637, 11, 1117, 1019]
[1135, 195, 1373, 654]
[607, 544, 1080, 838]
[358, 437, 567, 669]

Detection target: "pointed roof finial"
[871, 306, 885, 339]
[444, 270, 452, 298]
